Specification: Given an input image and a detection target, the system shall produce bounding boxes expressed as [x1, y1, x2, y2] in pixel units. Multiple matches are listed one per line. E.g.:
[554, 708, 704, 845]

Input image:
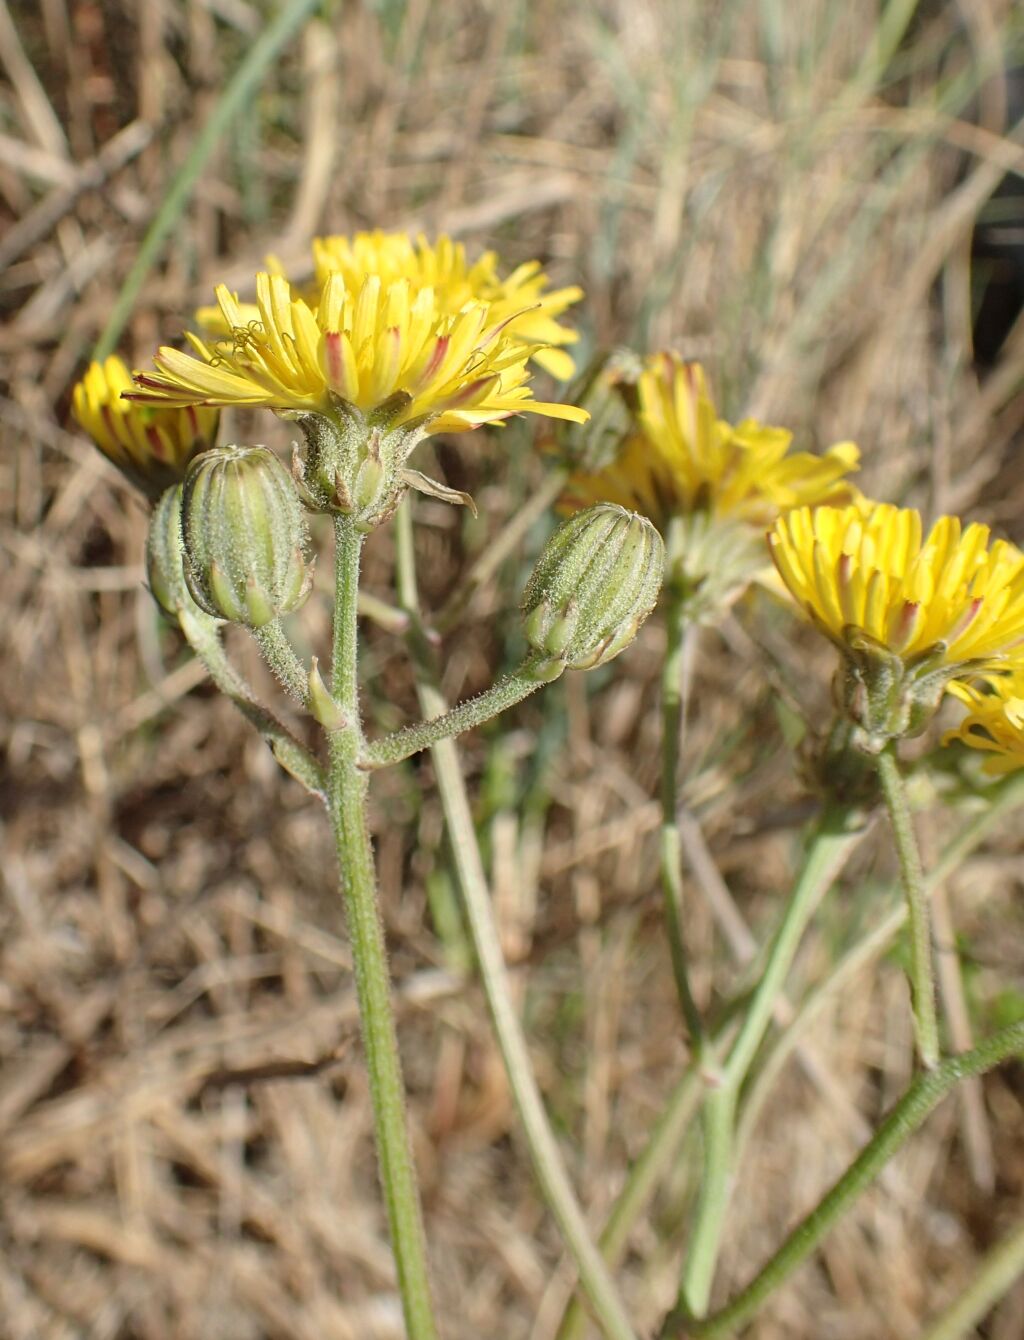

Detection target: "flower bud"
[522, 504, 664, 671]
[72, 357, 218, 502]
[146, 483, 192, 616]
[180, 445, 312, 627]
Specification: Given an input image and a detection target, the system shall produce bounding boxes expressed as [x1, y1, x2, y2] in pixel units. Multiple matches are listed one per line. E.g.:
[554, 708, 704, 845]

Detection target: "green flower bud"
[294, 397, 426, 530]
[146, 483, 192, 617]
[522, 503, 664, 671]
[180, 445, 312, 628]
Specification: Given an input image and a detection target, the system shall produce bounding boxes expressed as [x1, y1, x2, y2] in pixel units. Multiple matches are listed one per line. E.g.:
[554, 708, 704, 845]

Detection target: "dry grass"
[3, 1, 1024, 1336]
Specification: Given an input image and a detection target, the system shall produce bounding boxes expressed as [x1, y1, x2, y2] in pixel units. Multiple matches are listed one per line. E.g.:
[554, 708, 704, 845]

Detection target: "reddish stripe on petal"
[479, 305, 536, 347]
[837, 552, 852, 589]
[145, 425, 169, 460]
[894, 600, 920, 647]
[949, 596, 983, 645]
[418, 335, 449, 387]
[323, 331, 345, 393]
[444, 375, 496, 409]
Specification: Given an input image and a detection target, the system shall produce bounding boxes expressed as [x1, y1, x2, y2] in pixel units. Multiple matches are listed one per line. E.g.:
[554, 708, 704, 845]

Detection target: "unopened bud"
[146, 483, 192, 616]
[180, 445, 312, 628]
[72, 357, 218, 502]
[522, 504, 664, 670]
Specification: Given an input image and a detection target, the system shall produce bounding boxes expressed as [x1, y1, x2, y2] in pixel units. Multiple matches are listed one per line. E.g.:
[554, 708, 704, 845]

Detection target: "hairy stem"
[876, 745, 939, 1070]
[328, 514, 438, 1340]
[363, 660, 556, 769]
[663, 1021, 1024, 1338]
[722, 817, 859, 1088]
[177, 607, 323, 795]
[253, 617, 309, 706]
[395, 500, 638, 1340]
[555, 772, 1024, 1340]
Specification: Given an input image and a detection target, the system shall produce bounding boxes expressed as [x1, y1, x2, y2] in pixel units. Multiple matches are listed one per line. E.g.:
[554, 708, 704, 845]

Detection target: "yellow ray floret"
[72, 356, 218, 499]
[195, 232, 583, 380]
[769, 502, 1024, 667]
[944, 671, 1024, 773]
[562, 353, 859, 529]
[311, 231, 583, 379]
[127, 272, 589, 432]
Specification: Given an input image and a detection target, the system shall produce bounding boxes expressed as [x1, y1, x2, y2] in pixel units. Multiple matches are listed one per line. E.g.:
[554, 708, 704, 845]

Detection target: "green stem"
[327, 514, 438, 1340]
[177, 606, 324, 795]
[660, 585, 706, 1049]
[735, 904, 897, 1160]
[681, 1086, 736, 1319]
[662, 1020, 1024, 1338]
[722, 817, 859, 1088]
[394, 500, 638, 1340]
[253, 618, 309, 706]
[92, 0, 321, 360]
[556, 1058, 711, 1340]
[556, 773, 1024, 1340]
[363, 660, 556, 768]
[876, 745, 940, 1070]
[919, 1217, 1024, 1340]
[679, 816, 860, 1318]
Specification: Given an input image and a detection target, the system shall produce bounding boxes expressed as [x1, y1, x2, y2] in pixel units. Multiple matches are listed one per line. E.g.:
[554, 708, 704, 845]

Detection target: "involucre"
[180, 445, 312, 627]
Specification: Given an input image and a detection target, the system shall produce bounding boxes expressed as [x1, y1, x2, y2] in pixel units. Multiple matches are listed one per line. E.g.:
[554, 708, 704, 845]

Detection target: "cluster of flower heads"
[768, 502, 1024, 768]
[127, 230, 586, 434]
[562, 352, 859, 529]
[558, 352, 1024, 771]
[68, 230, 1024, 773]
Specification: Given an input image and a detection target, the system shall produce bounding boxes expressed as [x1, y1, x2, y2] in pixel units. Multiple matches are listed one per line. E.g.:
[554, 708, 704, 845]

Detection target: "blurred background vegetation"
[2, 1, 1024, 1336]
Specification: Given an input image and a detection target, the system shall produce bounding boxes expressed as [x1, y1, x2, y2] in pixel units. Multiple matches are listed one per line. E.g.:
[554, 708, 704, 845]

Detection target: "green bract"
[146, 483, 193, 617]
[180, 445, 312, 628]
[522, 503, 664, 671]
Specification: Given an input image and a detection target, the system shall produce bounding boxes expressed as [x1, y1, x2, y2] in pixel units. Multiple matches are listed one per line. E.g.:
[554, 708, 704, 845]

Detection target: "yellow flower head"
[943, 671, 1024, 774]
[311, 231, 583, 380]
[769, 503, 1024, 669]
[127, 272, 589, 433]
[562, 353, 859, 530]
[72, 356, 218, 501]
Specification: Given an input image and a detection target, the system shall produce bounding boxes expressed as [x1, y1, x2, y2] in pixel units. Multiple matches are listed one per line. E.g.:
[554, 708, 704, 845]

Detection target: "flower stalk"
[679, 814, 860, 1318]
[253, 618, 310, 706]
[659, 571, 706, 1051]
[663, 1020, 1024, 1339]
[394, 500, 640, 1340]
[363, 660, 559, 769]
[176, 606, 324, 796]
[326, 511, 439, 1340]
[876, 745, 940, 1070]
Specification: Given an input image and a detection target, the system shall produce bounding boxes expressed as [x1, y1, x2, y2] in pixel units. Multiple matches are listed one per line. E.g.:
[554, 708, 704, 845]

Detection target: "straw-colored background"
[3, 2, 1024, 1336]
